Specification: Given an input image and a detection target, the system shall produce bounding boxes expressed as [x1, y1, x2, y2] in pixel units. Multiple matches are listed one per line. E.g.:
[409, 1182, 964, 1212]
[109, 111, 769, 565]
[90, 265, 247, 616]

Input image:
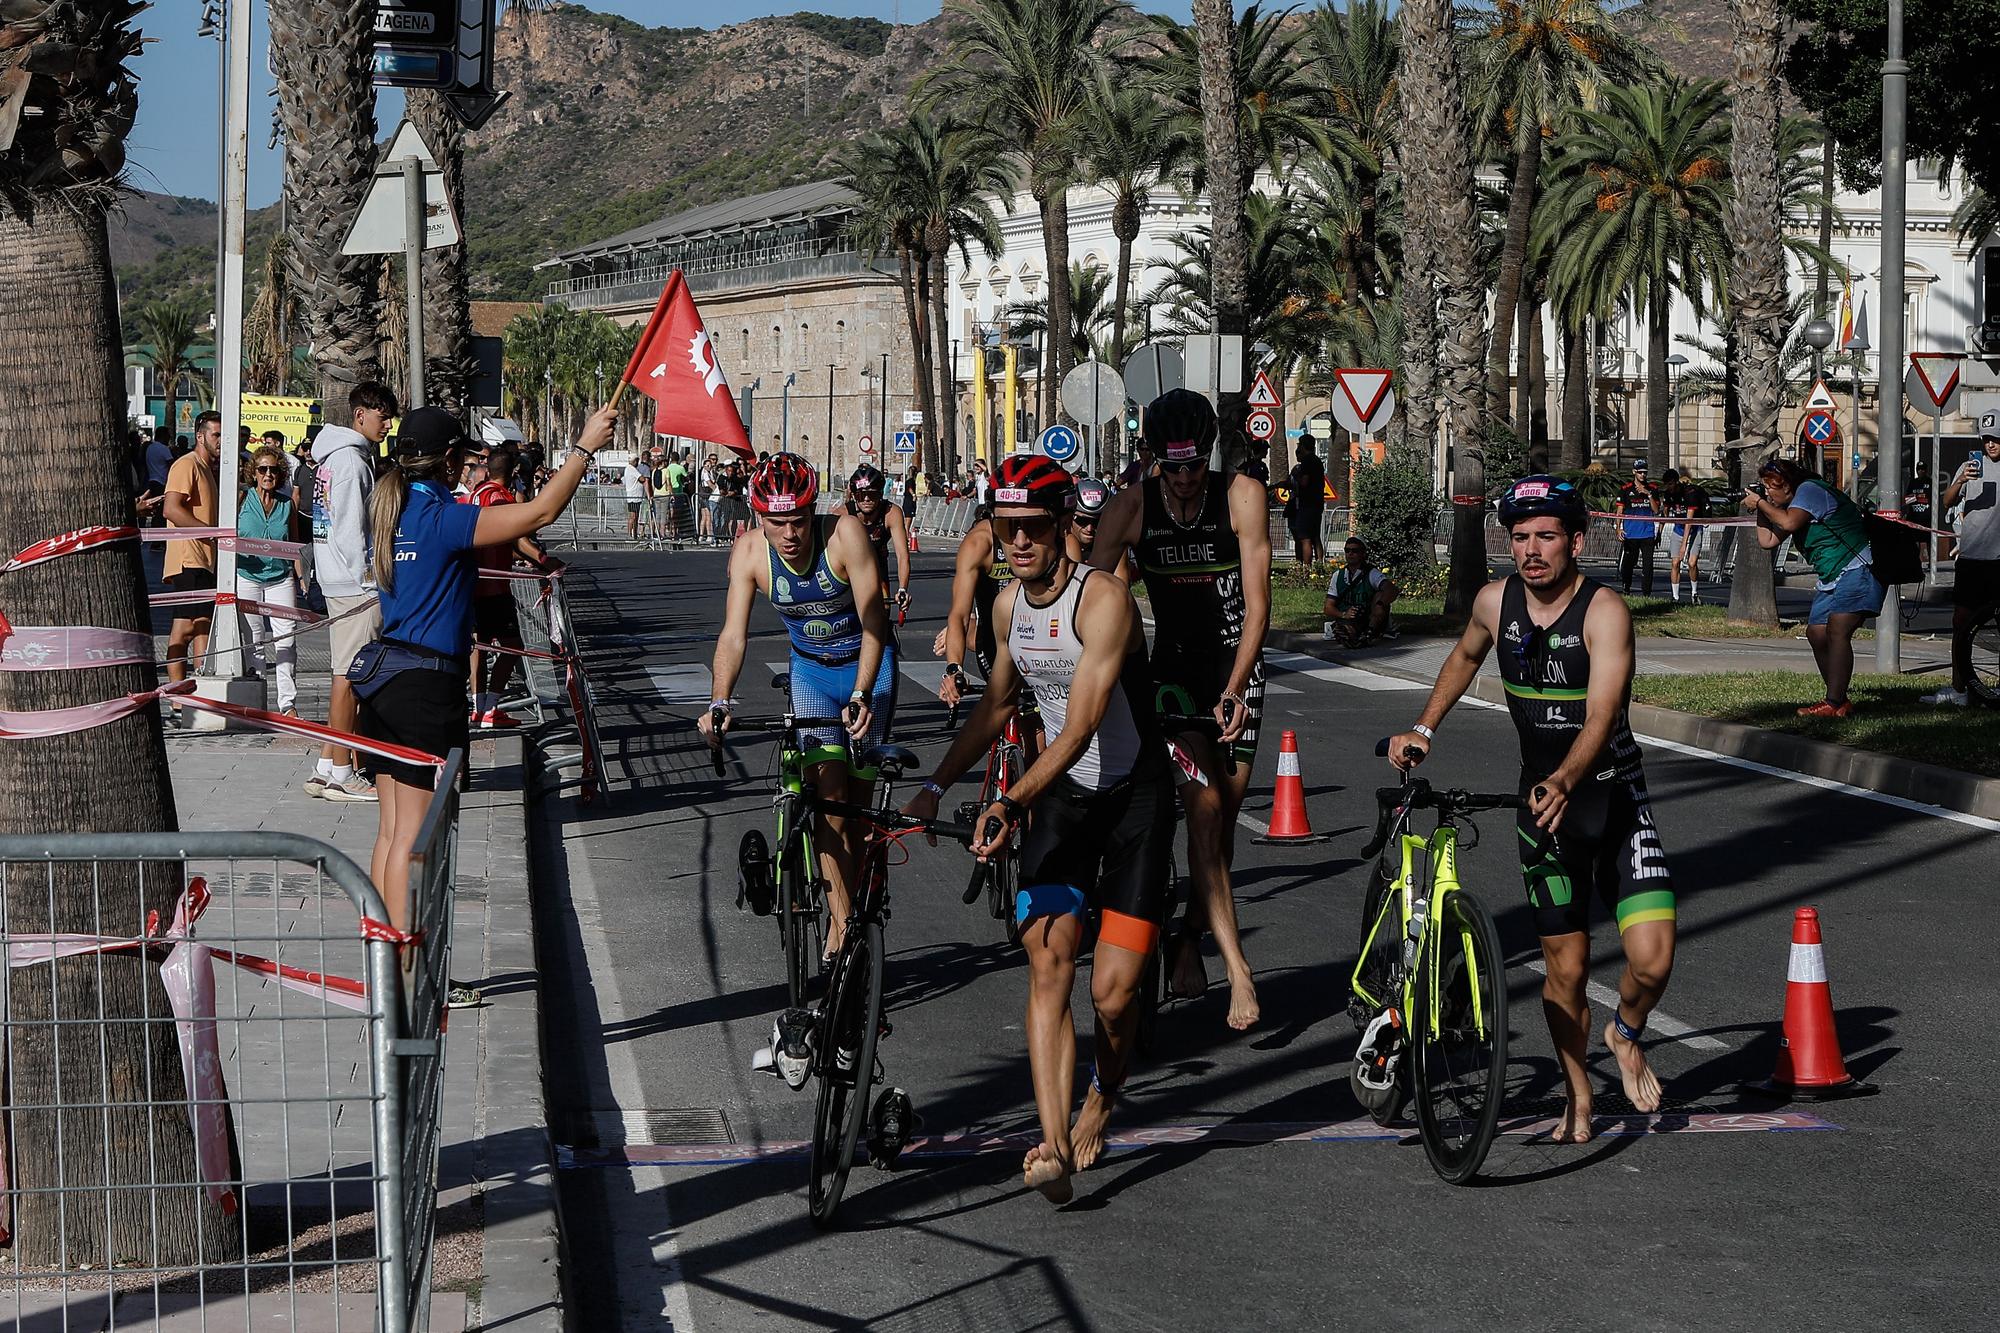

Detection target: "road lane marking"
[558, 1108, 1835, 1168]
[644, 664, 716, 705]
[1522, 958, 1728, 1051]
[1264, 650, 1426, 692]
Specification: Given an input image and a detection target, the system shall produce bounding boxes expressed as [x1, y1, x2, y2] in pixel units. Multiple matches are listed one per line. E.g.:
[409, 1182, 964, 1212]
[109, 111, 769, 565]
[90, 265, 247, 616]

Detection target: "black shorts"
[358, 666, 469, 792]
[1952, 557, 2000, 610]
[1515, 775, 1675, 938]
[1016, 760, 1174, 953]
[1151, 649, 1265, 763]
[168, 568, 216, 595]
[472, 594, 522, 647]
[1288, 506, 1324, 541]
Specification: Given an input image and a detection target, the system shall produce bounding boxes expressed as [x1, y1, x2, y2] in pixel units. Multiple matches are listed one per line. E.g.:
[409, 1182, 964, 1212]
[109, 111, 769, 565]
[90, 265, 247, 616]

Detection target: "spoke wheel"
[1413, 889, 1510, 1184]
[1968, 601, 2000, 708]
[780, 841, 818, 1010]
[1349, 874, 1409, 1126]
[809, 920, 883, 1228]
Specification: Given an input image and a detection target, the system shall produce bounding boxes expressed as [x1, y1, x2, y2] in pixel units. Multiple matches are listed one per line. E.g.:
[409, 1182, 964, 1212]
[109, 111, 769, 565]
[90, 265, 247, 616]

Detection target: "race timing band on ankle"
[1613, 1009, 1645, 1043]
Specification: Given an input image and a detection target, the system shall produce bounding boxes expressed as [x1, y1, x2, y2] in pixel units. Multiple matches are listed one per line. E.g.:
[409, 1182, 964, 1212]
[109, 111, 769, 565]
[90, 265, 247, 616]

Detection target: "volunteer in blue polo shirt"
[351, 402, 616, 935]
[1614, 463, 1661, 596]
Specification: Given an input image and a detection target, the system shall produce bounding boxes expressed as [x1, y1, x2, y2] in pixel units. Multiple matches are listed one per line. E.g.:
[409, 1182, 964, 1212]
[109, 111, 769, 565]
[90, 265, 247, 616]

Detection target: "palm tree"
[1468, 0, 1637, 431]
[244, 235, 302, 395]
[1398, 0, 1491, 616]
[1, 1, 232, 1268]
[270, 0, 381, 425]
[843, 128, 938, 469]
[1005, 260, 1120, 364]
[1538, 78, 1731, 477]
[137, 293, 207, 442]
[1077, 74, 1184, 369]
[504, 303, 568, 442]
[1148, 3, 1330, 197]
[1186, 0, 1253, 466]
[1306, 0, 1400, 302]
[1726, 0, 1787, 627]
[928, 0, 1126, 432]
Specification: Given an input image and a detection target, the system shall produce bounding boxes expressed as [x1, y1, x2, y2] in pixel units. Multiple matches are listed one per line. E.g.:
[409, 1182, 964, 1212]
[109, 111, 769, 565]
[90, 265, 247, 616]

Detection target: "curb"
[1266, 630, 2000, 822]
[466, 732, 565, 1333]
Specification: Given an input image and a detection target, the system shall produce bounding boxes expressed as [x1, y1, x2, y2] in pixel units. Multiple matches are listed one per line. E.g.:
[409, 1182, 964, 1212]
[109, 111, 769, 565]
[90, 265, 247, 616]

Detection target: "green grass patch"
[1628, 671, 2000, 778]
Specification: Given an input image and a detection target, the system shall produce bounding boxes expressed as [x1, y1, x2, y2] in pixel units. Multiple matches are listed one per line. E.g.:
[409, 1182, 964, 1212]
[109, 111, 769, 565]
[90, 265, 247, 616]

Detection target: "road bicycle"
[1349, 740, 1522, 1184]
[781, 774, 974, 1228]
[1132, 711, 1235, 1053]
[1968, 598, 2000, 707]
[957, 708, 1028, 942]
[720, 677, 873, 1010]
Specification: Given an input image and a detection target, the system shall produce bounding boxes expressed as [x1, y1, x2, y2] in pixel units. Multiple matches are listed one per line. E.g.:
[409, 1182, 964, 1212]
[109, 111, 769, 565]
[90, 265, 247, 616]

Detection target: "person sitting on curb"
[1322, 536, 1399, 646]
[1742, 458, 1881, 718]
[1923, 415, 2000, 706]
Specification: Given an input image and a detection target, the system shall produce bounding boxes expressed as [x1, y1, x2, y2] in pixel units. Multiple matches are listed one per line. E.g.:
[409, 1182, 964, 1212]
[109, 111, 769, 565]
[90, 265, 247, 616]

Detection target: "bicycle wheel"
[1134, 849, 1177, 1055]
[808, 919, 883, 1228]
[1412, 888, 1510, 1184]
[1968, 601, 2000, 708]
[779, 836, 818, 1010]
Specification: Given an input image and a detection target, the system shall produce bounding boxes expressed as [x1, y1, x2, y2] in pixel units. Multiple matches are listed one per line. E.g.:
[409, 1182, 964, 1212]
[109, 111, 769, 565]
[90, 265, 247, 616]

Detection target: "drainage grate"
[560, 1106, 734, 1148]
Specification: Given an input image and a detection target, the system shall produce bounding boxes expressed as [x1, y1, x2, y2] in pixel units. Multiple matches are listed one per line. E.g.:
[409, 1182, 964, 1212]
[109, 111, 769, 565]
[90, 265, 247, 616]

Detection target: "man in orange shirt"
[162, 411, 222, 710]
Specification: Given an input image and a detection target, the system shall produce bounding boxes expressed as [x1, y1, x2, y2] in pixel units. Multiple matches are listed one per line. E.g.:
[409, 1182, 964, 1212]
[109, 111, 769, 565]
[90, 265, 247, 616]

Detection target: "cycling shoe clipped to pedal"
[867, 1086, 920, 1169]
[1351, 1007, 1409, 1125]
[756, 1007, 817, 1090]
[737, 829, 774, 916]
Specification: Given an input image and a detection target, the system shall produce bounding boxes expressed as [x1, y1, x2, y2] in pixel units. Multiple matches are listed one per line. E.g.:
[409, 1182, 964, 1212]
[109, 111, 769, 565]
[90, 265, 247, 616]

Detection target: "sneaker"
[303, 772, 330, 797]
[320, 773, 379, 802]
[1797, 700, 1853, 719]
[477, 708, 522, 729]
[1920, 687, 1969, 707]
[446, 983, 485, 1009]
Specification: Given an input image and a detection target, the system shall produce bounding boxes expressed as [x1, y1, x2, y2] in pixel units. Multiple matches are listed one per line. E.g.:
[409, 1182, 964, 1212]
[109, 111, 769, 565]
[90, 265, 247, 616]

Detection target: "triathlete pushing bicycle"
[1386, 475, 1677, 1143]
[904, 455, 1175, 1204]
[700, 454, 897, 956]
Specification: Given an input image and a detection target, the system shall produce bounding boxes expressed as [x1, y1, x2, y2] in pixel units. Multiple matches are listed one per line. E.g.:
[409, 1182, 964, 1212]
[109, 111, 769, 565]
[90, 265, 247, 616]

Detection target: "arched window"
[835, 320, 848, 360]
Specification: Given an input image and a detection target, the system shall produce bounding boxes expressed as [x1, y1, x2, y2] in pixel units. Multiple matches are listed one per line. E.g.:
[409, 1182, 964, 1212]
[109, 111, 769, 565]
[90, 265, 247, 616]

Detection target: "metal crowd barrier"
[0, 797, 463, 1332]
[532, 572, 608, 806]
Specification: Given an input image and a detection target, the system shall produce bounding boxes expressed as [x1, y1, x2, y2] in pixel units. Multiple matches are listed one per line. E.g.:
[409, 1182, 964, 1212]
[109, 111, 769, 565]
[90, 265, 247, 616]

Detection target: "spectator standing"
[1922, 415, 2000, 705]
[307, 381, 397, 802]
[161, 410, 222, 715]
[236, 444, 307, 716]
[1286, 433, 1327, 568]
[1616, 464, 1661, 596]
[664, 449, 694, 542]
[465, 448, 558, 727]
[622, 452, 651, 539]
[1661, 469, 1711, 602]
[972, 459, 991, 507]
[1743, 458, 1882, 717]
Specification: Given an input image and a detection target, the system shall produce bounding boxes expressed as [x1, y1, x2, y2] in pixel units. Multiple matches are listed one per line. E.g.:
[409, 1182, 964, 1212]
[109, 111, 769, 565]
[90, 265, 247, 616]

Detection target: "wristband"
[995, 793, 1024, 822]
[1412, 723, 1434, 741]
[848, 690, 867, 705]
[944, 662, 964, 679]
[921, 779, 947, 798]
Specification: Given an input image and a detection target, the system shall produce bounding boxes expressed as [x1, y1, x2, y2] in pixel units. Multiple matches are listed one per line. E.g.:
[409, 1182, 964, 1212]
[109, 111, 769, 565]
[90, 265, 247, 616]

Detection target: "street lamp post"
[879, 350, 889, 448]
[1666, 353, 1688, 471]
[826, 362, 837, 484]
[781, 372, 796, 454]
[1876, 0, 1908, 673]
[1802, 319, 1835, 473]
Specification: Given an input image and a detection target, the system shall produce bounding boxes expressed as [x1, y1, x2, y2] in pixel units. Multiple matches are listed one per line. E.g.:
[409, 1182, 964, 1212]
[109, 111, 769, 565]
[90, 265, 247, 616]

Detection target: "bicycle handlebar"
[1159, 712, 1238, 776]
[1359, 742, 1529, 859]
[725, 714, 852, 733]
[806, 796, 978, 846]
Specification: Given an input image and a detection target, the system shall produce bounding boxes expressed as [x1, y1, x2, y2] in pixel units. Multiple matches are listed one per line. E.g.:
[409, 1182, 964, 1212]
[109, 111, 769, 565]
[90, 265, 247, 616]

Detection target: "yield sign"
[1908, 352, 1963, 412]
[1334, 368, 1393, 424]
[1246, 367, 1282, 409]
[1800, 410, 1840, 446]
[1800, 377, 1839, 413]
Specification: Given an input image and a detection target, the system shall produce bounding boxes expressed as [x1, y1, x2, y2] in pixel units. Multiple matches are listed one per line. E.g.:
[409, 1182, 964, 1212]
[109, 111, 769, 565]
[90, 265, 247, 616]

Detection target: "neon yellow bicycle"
[1350, 742, 1523, 1183]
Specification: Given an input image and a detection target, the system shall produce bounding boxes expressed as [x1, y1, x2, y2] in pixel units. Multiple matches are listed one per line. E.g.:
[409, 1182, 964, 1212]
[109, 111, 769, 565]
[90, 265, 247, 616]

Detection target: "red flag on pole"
[617, 270, 754, 458]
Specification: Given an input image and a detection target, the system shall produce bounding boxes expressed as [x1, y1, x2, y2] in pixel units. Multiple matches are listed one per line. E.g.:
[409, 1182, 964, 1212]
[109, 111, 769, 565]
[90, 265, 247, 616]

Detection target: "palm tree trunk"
[1401, 0, 1490, 617]
[271, 0, 381, 424]
[1515, 292, 1537, 454]
[1193, 0, 1251, 469]
[901, 245, 938, 474]
[1560, 321, 1589, 468]
[1110, 196, 1139, 371]
[1526, 298, 1548, 465]
[1485, 134, 1542, 429]
[1646, 299, 1671, 475]
[1398, 208, 1441, 483]
[0, 203, 235, 1268]
[1040, 188, 1076, 431]
[928, 238, 958, 476]
[1726, 0, 1788, 627]
[408, 91, 475, 415]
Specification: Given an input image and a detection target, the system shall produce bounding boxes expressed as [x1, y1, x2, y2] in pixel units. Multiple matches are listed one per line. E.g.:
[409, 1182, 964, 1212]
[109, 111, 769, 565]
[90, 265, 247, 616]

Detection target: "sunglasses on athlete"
[993, 513, 1059, 543]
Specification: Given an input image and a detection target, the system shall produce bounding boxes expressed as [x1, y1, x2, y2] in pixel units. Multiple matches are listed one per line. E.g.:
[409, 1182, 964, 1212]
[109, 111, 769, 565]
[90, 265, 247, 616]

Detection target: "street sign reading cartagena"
[371, 0, 508, 129]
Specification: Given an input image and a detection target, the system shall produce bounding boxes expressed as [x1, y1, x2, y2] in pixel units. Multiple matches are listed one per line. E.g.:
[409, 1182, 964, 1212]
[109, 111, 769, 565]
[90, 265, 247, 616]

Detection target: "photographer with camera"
[1921, 414, 2000, 706]
[1742, 458, 1881, 718]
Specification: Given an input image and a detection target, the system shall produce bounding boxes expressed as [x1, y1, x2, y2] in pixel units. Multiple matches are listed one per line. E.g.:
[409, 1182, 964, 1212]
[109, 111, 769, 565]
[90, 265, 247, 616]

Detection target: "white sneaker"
[320, 773, 379, 802]
[1919, 687, 1969, 707]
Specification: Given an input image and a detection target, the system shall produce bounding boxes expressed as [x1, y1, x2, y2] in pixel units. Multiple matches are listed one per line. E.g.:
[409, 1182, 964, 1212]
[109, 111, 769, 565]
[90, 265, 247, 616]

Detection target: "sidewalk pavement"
[132, 725, 557, 1332]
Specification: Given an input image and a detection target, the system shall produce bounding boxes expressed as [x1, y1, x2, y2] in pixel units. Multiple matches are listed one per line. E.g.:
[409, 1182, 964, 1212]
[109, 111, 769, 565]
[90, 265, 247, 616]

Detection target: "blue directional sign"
[1038, 423, 1080, 462]
[892, 430, 919, 455]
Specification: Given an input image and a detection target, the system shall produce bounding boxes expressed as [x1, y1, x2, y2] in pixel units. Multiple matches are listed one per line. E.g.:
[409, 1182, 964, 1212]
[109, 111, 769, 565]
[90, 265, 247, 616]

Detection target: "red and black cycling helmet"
[748, 453, 819, 515]
[848, 463, 885, 496]
[990, 453, 1077, 515]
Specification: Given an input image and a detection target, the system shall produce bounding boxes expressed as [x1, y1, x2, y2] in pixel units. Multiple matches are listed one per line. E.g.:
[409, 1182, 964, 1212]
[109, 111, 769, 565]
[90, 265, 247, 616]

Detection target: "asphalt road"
[527, 547, 1995, 1333]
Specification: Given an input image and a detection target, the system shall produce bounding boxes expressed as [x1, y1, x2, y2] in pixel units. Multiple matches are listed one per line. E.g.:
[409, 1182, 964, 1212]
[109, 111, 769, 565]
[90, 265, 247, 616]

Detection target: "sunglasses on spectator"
[254, 465, 284, 475]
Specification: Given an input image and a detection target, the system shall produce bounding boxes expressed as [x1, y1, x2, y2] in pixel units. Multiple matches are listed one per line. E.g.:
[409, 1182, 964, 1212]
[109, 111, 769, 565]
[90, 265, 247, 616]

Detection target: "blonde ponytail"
[370, 462, 409, 592]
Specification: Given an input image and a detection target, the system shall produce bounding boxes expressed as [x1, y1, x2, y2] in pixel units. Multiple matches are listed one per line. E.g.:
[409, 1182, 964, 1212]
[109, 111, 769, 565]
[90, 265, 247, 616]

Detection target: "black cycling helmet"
[1497, 474, 1588, 533]
[848, 463, 885, 495]
[1074, 476, 1111, 516]
[990, 453, 1077, 514]
[1142, 389, 1217, 468]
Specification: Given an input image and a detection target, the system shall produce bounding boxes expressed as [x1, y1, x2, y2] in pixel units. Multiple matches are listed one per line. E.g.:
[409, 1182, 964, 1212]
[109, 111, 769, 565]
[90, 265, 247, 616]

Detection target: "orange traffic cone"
[908, 529, 921, 554]
[1256, 730, 1328, 845]
[1748, 907, 1873, 1101]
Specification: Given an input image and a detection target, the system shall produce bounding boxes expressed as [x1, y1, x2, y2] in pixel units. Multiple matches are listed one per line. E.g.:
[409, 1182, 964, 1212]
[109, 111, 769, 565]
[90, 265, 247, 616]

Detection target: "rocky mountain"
[108, 1, 1753, 325]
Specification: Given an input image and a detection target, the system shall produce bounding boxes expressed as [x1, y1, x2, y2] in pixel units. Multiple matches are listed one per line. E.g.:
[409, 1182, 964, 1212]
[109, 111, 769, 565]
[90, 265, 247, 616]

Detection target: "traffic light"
[1124, 399, 1140, 433]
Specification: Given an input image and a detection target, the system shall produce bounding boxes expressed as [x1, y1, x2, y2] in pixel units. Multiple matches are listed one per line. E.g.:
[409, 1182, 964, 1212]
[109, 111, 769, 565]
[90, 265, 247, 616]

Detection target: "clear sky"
[127, 2, 1202, 207]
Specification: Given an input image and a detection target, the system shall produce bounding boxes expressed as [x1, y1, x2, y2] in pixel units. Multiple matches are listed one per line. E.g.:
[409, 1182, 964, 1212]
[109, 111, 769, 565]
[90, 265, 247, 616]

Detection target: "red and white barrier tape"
[1589, 511, 1755, 527]
[0, 679, 193, 739]
[0, 608, 153, 672]
[1, 525, 137, 573]
[175, 693, 445, 769]
[149, 588, 328, 624]
[139, 528, 307, 560]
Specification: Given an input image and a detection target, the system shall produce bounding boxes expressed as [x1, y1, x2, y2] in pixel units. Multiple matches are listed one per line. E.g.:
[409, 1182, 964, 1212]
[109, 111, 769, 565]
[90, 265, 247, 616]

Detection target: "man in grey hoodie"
[306, 382, 397, 801]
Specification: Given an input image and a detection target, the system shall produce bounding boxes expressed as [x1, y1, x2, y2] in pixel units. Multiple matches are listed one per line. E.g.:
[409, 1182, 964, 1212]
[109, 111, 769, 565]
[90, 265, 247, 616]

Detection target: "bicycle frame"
[1351, 818, 1492, 1046]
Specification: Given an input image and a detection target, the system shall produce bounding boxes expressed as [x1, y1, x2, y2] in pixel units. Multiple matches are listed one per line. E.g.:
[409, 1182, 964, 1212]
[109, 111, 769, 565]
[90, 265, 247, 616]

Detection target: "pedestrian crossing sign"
[893, 430, 918, 455]
[1247, 368, 1281, 409]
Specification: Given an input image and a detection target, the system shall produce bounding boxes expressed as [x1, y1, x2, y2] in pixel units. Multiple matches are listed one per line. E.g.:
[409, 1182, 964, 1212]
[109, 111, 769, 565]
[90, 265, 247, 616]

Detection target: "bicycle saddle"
[862, 744, 919, 779]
